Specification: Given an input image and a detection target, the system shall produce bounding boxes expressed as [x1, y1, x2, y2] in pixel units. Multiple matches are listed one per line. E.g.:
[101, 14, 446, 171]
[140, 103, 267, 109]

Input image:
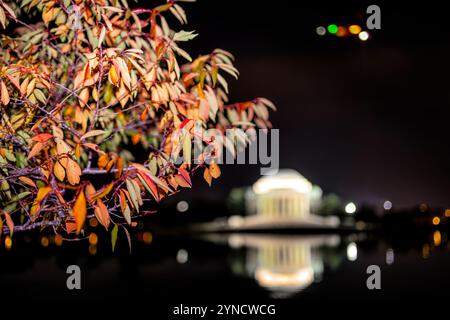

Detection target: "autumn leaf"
[2, 211, 14, 236]
[65, 158, 81, 185]
[18, 176, 36, 188]
[94, 199, 110, 230]
[0, 80, 9, 105]
[30, 185, 52, 215]
[209, 162, 221, 179]
[32, 133, 53, 143]
[203, 167, 212, 186]
[80, 130, 106, 141]
[73, 190, 87, 234]
[137, 171, 159, 201]
[178, 168, 192, 187]
[54, 160, 66, 181]
[108, 64, 120, 87]
[27, 142, 46, 159]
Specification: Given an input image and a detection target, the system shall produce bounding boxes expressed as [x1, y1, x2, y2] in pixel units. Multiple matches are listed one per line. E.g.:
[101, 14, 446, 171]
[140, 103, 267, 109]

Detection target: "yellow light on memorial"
[358, 31, 369, 41]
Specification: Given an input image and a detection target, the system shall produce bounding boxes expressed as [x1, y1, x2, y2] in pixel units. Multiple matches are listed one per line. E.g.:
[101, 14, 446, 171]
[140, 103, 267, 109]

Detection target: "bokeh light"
[358, 31, 369, 41]
[383, 200, 393, 210]
[143, 231, 153, 245]
[54, 234, 63, 246]
[316, 26, 326, 36]
[4, 236, 12, 250]
[89, 233, 98, 246]
[432, 216, 440, 225]
[345, 202, 356, 214]
[176, 200, 189, 213]
[336, 26, 347, 37]
[89, 218, 99, 228]
[386, 248, 394, 265]
[176, 249, 189, 264]
[349, 25, 362, 35]
[346, 242, 358, 261]
[433, 230, 442, 246]
[40, 236, 49, 247]
[327, 24, 338, 34]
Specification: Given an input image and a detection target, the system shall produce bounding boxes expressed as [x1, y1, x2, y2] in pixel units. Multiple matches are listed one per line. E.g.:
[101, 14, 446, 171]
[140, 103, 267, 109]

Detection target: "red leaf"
[32, 133, 53, 143]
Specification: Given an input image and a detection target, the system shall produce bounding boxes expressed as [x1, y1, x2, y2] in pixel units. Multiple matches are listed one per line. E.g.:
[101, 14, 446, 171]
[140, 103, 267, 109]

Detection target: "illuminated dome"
[253, 169, 312, 195]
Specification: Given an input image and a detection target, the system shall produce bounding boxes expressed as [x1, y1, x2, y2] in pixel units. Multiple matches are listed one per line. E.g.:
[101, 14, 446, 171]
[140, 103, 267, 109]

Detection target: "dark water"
[1, 228, 449, 311]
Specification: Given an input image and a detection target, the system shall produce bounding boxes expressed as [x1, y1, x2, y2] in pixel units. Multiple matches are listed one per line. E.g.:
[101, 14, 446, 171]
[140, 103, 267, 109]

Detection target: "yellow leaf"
[0, 80, 9, 105]
[73, 190, 87, 234]
[108, 64, 120, 87]
[78, 87, 89, 106]
[94, 199, 110, 230]
[54, 160, 65, 181]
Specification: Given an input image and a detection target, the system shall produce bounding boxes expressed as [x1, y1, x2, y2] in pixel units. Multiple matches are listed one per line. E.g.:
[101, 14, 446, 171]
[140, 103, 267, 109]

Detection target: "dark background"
[165, 0, 450, 209]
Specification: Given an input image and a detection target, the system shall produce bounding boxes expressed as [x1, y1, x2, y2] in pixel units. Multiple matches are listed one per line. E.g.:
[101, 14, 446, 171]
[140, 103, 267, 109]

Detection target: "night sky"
[166, 0, 450, 208]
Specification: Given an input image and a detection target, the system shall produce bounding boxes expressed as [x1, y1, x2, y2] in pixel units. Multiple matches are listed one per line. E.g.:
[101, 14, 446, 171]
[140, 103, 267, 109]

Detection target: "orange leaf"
[27, 142, 46, 159]
[209, 162, 221, 179]
[98, 153, 109, 169]
[31, 133, 53, 143]
[65, 158, 81, 185]
[30, 185, 52, 215]
[94, 199, 110, 230]
[85, 182, 96, 203]
[3, 212, 14, 236]
[0, 80, 9, 105]
[203, 167, 212, 186]
[18, 176, 36, 188]
[89, 183, 114, 202]
[73, 190, 87, 234]
[66, 220, 77, 234]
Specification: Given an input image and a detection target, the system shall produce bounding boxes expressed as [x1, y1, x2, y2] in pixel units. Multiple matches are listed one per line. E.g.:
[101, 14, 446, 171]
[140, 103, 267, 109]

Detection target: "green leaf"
[111, 224, 118, 252]
[173, 30, 197, 42]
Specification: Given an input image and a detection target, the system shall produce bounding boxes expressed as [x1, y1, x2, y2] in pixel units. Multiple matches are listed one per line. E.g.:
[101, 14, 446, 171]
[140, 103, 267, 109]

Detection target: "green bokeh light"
[327, 24, 338, 34]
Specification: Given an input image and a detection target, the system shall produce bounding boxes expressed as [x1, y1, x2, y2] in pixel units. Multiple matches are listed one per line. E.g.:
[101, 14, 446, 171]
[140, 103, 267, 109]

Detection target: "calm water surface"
[0, 229, 449, 303]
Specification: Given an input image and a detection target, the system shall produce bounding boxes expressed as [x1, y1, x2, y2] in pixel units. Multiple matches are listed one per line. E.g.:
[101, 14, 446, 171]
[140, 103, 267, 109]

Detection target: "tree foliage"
[0, 0, 274, 239]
